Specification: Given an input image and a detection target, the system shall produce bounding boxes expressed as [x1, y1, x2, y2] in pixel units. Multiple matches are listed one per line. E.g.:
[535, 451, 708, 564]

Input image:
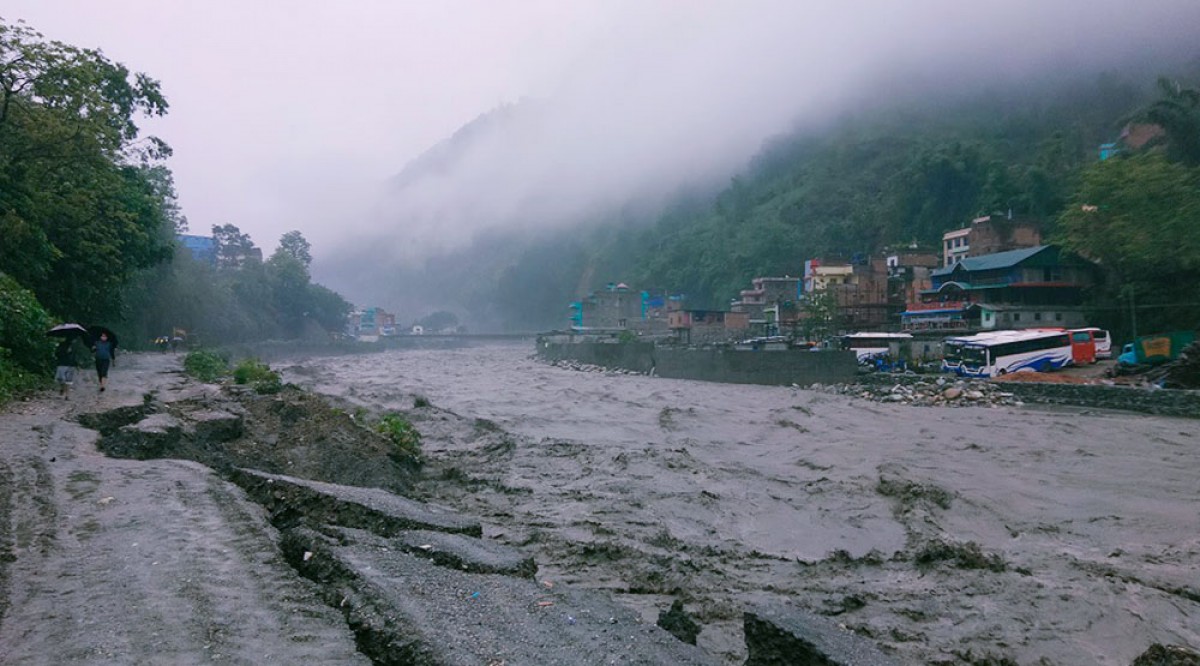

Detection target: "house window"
[1013, 313, 1021, 322]
[1034, 312, 1042, 321]
[1055, 312, 1062, 321]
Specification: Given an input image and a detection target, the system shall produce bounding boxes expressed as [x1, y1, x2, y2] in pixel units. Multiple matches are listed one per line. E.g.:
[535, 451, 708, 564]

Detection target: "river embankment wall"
[536, 342, 859, 386]
[854, 373, 1200, 418]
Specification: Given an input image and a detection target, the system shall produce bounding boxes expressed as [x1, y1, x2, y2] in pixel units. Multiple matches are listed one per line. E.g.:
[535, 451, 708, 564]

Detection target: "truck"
[1117, 331, 1197, 367]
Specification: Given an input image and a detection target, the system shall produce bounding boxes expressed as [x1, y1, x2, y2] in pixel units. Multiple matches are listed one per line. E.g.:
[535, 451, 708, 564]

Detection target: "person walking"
[92, 332, 114, 392]
[54, 339, 79, 399]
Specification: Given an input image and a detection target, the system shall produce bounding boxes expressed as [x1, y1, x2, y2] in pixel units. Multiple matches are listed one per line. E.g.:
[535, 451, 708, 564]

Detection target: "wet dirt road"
[0, 354, 366, 665]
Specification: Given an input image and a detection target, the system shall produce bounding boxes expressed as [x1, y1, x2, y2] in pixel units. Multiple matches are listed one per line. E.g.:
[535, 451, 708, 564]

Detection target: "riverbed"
[280, 342, 1200, 664]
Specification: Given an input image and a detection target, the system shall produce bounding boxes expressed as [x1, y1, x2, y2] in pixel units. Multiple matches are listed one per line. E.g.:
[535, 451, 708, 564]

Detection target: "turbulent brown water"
[280, 342, 1200, 664]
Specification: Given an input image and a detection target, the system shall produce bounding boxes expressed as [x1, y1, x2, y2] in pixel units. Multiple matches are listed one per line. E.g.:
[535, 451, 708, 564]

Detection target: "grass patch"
[183, 350, 229, 382]
[376, 412, 422, 459]
[232, 358, 282, 394]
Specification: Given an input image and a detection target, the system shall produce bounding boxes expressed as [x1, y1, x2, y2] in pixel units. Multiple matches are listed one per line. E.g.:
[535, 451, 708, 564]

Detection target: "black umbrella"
[47, 323, 91, 340]
[87, 325, 119, 349]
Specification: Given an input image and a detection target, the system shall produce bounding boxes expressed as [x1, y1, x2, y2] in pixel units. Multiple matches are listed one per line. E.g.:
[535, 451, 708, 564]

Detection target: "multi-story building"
[941, 214, 1042, 268]
[902, 244, 1099, 331]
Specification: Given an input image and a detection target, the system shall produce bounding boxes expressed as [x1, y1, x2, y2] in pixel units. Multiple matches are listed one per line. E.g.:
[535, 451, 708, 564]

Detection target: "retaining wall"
[537, 342, 858, 387]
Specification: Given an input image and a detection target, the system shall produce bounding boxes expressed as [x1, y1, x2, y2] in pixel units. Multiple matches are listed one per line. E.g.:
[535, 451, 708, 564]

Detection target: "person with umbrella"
[91, 331, 115, 392]
[46, 323, 89, 399]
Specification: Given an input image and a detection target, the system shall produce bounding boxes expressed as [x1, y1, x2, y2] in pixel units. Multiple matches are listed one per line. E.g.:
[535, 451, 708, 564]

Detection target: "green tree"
[1139, 78, 1200, 167]
[212, 223, 258, 268]
[276, 230, 312, 270]
[0, 18, 174, 320]
[1058, 153, 1200, 334]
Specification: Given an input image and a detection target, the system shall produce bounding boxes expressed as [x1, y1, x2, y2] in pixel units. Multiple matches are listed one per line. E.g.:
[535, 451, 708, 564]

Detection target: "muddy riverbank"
[280, 342, 1200, 665]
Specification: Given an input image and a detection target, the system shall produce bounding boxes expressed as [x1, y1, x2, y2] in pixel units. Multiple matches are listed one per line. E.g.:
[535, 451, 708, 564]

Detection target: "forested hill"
[482, 69, 1200, 334]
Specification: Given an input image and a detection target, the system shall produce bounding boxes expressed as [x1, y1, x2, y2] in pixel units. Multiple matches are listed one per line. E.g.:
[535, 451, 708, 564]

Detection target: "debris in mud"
[913, 539, 1007, 573]
[657, 599, 701, 645]
[1161, 341, 1200, 390]
[876, 476, 954, 511]
[813, 377, 1023, 408]
[1132, 644, 1200, 666]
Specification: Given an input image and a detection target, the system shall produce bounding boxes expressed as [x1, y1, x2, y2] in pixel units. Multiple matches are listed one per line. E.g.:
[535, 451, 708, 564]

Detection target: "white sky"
[5, 1, 1200, 272]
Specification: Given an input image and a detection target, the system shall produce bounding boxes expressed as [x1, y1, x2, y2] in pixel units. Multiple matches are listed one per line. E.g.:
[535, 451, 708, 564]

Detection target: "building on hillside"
[668, 307, 744, 345]
[886, 250, 940, 325]
[942, 228, 971, 267]
[800, 258, 892, 333]
[1100, 123, 1166, 160]
[569, 283, 675, 335]
[349, 307, 397, 337]
[731, 276, 802, 336]
[177, 234, 217, 265]
[941, 214, 1042, 268]
[901, 245, 1099, 331]
[574, 282, 641, 330]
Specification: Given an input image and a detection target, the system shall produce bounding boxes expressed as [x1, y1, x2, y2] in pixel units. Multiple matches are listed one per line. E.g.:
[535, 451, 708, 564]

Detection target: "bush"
[0, 351, 50, 403]
[0, 272, 55, 376]
[232, 358, 283, 394]
[375, 412, 422, 459]
[183, 350, 229, 382]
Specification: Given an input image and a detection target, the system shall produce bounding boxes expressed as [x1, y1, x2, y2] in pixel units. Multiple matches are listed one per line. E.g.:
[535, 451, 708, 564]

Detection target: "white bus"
[842, 332, 913, 362]
[956, 329, 1073, 378]
[941, 332, 994, 374]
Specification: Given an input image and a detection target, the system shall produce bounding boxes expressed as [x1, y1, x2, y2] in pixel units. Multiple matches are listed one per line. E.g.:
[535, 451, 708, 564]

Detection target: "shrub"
[376, 412, 422, 459]
[183, 350, 229, 382]
[232, 358, 282, 394]
[0, 272, 55, 376]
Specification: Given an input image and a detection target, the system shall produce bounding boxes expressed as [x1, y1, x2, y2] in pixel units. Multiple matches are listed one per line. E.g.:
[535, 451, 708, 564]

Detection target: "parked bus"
[841, 332, 913, 363]
[956, 329, 1073, 378]
[1072, 327, 1112, 359]
[1067, 329, 1097, 365]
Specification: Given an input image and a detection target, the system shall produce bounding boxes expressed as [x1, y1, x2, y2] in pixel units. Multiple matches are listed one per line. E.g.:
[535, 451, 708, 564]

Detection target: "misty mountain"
[322, 56, 1198, 332]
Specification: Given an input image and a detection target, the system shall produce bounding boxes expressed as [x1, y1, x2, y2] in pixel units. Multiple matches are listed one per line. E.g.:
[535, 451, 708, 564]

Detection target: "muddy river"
[280, 342, 1200, 664]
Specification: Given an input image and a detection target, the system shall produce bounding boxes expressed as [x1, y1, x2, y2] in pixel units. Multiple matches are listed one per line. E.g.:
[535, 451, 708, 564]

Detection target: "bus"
[842, 332, 913, 362]
[956, 329, 1073, 378]
[941, 332, 996, 374]
[1072, 327, 1112, 359]
[1067, 329, 1097, 365]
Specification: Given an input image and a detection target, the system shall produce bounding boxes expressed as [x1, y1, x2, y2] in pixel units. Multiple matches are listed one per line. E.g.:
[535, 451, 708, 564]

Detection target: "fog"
[6, 1, 1200, 316]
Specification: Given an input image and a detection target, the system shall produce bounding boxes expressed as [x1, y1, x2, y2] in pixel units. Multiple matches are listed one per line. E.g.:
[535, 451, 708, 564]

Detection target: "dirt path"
[0, 354, 367, 664]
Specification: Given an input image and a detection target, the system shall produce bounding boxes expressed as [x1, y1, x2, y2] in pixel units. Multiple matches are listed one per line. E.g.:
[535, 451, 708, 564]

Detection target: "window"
[1013, 313, 1021, 322]
[1034, 312, 1042, 321]
[1055, 313, 1062, 321]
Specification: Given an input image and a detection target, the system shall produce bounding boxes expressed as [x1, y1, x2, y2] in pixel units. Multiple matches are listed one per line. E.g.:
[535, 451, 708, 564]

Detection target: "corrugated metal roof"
[931, 245, 1050, 277]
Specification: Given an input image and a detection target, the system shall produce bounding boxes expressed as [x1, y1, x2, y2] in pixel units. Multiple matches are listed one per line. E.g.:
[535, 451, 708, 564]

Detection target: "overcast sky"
[6, 1, 1200, 272]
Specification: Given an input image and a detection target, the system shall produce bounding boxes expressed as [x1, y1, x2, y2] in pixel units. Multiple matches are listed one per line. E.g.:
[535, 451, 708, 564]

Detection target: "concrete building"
[349, 307, 397, 337]
[941, 215, 1042, 268]
[902, 245, 1099, 331]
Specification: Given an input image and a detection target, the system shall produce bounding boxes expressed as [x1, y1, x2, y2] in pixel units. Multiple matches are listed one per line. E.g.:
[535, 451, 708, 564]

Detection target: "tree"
[801, 290, 839, 342]
[1057, 153, 1200, 333]
[276, 231, 312, 269]
[212, 223, 258, 268]
[1139, 78, 1200, 167]
[0, 18, 174, 319]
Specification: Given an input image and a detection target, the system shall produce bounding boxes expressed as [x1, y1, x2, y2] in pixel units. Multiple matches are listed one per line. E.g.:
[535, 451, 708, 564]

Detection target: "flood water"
[281, 342, 1200, 664]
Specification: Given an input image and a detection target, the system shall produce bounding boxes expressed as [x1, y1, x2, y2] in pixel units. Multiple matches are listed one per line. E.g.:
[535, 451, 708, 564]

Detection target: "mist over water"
[316, 0, 1200, 318]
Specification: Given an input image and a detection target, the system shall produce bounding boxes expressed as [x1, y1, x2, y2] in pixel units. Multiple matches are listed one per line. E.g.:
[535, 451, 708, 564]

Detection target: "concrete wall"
[538, 342, 858, 386]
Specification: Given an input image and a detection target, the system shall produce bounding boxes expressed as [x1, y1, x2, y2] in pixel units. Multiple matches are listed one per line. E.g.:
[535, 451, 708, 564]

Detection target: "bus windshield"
[943, 341, 963, 363]
[961, 345, 987, 366]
